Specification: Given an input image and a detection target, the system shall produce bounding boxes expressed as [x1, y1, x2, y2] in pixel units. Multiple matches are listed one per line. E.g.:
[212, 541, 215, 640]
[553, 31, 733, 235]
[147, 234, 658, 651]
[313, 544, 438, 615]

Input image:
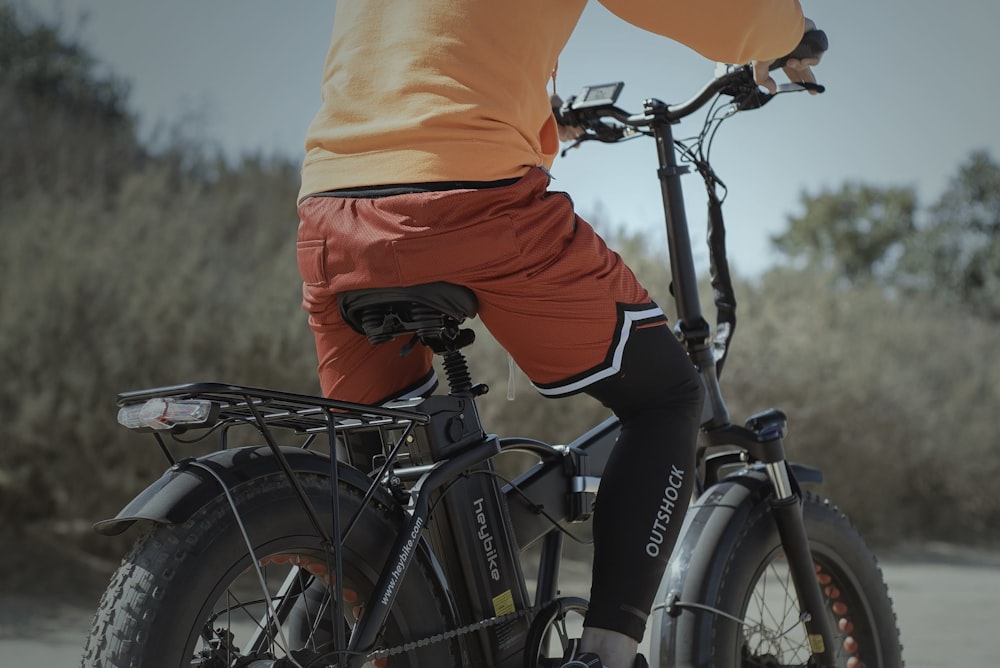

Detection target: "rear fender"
[93, 445, 386, 536]
[94, 444, 464, 635]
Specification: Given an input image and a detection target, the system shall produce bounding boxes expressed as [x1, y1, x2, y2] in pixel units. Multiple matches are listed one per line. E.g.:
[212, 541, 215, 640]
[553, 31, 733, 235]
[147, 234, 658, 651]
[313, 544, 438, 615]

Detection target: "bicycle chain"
[366, 606, 537, 661]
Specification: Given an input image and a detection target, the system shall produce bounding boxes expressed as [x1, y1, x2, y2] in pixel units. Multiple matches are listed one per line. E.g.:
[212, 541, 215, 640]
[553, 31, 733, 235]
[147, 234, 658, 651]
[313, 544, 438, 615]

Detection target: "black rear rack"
[116, 382, 430, 435]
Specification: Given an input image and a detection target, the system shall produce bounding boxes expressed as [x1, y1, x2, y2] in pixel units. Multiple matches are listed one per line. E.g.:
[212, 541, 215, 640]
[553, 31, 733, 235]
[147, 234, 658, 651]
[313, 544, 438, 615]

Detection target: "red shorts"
[296, 168, 664, 403]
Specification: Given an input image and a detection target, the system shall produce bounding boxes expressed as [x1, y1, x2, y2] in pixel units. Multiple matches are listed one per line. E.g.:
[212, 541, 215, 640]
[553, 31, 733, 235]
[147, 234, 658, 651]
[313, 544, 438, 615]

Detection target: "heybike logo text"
[381, 516, 424, 605]
[473, 497, 501, 581]
[645, 464, 685, 557]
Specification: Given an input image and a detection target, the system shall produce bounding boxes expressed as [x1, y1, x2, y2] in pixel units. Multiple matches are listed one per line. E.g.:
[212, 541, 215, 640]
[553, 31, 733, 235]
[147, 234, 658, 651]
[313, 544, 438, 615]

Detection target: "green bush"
[721, 268, 1000, 544]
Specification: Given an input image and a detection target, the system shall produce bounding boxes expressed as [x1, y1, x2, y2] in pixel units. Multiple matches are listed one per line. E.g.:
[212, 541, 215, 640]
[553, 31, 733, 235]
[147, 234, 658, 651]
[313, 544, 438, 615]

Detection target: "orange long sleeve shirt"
[299, 0, 803, 201]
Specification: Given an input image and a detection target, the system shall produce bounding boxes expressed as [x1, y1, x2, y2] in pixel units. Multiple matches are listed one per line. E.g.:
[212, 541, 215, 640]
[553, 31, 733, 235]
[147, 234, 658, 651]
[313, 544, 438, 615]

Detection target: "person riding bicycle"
[295, 3, 821, 667]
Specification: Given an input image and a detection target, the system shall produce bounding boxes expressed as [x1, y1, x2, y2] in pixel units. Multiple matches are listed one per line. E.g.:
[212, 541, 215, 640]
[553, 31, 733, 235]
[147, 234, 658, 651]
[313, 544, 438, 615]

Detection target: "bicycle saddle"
[337, 282, 478, 344]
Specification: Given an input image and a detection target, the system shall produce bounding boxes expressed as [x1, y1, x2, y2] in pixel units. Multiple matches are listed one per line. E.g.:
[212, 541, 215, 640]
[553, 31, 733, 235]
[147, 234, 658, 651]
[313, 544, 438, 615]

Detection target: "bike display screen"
[574, 82, 624, 109]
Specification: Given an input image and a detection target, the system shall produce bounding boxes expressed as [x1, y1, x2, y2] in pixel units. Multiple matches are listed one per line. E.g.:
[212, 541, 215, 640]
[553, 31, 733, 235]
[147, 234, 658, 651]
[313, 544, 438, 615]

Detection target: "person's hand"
[550, 94, 586, 142]
[752, 18, 823, 94]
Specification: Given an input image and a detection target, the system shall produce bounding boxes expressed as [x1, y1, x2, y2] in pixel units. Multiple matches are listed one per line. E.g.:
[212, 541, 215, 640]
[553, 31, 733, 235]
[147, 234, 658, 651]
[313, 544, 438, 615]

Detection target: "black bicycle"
[83, 54, 904, 668]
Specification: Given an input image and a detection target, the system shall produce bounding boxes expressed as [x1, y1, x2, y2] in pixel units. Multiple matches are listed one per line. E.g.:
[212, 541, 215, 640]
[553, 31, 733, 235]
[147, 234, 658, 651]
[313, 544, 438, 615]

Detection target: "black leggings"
[581, 320, 704, 642]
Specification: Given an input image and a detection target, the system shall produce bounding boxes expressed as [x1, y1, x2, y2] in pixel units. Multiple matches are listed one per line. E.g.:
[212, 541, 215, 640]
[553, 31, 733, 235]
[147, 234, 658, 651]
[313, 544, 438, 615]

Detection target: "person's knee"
[587, 323, 704, 417]
[668, 354, 704, 409]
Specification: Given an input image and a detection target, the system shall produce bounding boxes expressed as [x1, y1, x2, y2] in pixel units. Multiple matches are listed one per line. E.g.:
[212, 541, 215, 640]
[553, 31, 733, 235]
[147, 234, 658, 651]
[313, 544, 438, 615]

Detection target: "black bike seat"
[338, 282, 478, 342]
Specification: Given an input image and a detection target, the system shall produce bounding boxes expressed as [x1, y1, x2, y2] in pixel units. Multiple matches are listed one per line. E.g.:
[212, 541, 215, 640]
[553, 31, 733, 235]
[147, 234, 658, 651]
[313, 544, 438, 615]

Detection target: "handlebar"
[555, 63, 824, 143]
[554, 29, 827, 141]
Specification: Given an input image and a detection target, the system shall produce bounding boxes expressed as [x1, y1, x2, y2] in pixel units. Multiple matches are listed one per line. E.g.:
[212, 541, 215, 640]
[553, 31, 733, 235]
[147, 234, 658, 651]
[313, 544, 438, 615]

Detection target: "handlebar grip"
[770, 29, 828, 70]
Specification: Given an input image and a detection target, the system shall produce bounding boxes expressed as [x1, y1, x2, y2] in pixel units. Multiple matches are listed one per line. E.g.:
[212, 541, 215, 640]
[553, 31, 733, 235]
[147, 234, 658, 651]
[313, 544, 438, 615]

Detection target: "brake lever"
[559, 132, 599, 157]
[734, 87, 773, 111]
[784, 81, 826, 94]
[734, 80, 826, 111]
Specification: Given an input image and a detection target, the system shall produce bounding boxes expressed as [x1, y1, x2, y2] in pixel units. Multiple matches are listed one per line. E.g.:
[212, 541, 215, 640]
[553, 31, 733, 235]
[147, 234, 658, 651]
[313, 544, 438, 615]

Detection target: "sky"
[23, 0, 1000, 277]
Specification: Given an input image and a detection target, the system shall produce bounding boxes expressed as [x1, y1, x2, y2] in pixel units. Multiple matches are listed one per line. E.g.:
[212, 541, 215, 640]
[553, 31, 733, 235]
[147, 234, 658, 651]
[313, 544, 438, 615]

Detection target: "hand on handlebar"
[551, 94, 586, 142]
[752, 18, 825, 95]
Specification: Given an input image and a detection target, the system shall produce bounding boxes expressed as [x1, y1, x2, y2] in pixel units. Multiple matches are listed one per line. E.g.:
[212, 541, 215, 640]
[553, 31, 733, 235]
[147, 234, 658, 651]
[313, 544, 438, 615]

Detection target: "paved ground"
[2, 543, 997, 666]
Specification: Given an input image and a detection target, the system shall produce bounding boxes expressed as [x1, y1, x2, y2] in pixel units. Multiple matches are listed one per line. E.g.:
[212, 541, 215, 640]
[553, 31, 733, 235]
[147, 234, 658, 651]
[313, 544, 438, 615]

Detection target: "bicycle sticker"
[492, 589, 516, 617]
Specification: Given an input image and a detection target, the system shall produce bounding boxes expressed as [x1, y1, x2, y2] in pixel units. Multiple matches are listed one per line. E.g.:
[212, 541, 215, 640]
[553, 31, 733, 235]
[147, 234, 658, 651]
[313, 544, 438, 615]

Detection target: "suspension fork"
[767, 466, 838, 667]
[739, 415, 839, 667]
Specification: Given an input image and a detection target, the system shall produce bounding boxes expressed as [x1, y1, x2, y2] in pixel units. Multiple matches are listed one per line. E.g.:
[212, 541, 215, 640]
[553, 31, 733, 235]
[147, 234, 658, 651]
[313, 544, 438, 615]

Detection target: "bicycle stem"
[647, 100, 731, 429]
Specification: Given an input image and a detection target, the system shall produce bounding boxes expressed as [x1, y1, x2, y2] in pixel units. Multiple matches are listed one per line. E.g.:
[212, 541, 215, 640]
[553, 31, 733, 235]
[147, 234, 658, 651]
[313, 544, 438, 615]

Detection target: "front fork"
[766, 462, 838, 667]
[731, 411, 839, 668]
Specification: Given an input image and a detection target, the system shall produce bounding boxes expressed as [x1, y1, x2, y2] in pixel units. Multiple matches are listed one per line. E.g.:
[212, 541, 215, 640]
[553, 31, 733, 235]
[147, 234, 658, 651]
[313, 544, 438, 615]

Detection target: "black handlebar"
[554, 61, 824, 145]
[554, 28, 828, 137]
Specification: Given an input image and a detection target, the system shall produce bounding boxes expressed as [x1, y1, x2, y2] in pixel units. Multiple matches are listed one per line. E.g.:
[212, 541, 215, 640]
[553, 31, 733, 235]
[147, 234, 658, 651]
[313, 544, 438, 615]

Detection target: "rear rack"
[114, 383, 435, 596]
[116, 382, 430, 434]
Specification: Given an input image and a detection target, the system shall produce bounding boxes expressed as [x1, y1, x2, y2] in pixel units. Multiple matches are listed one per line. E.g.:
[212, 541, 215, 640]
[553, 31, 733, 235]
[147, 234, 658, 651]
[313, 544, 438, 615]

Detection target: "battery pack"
[423, 455, 532, 667]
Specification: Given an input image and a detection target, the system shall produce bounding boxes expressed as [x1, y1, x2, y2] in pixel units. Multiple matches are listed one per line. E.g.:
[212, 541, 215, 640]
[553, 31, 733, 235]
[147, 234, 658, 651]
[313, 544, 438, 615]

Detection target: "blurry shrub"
[721, 268, 1000, 545]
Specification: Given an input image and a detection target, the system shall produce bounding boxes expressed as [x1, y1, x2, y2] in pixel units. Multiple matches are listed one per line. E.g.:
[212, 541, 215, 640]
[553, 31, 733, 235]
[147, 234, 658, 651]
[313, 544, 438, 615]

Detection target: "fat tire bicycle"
[83, 54, 904, 668]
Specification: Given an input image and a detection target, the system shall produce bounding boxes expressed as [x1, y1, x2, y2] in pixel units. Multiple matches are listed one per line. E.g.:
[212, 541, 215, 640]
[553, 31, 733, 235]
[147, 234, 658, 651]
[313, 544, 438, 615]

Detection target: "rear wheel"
[82, 473, 459, 667]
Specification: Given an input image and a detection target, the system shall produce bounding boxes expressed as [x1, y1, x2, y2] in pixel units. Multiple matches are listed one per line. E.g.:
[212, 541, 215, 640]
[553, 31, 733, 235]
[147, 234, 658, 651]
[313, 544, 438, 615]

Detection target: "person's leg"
[465, 177, 703, 666]
[578, 321, 702, 667]
[296, 173, 704, 666]
[488, 311, 702, 668]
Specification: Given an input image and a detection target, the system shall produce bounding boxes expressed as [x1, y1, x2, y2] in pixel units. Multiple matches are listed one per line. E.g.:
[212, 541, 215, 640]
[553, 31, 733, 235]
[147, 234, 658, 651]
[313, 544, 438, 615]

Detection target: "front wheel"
[82, 472, 459, 667]
[654, 488, 903, 667]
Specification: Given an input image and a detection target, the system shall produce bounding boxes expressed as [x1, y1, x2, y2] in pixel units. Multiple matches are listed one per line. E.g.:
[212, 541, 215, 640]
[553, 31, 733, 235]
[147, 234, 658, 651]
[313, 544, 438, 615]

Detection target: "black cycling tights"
[582, 320, 704, 642]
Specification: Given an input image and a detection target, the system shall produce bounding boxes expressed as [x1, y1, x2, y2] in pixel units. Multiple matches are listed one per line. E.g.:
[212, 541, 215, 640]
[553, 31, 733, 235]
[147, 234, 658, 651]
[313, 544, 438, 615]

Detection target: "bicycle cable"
[654, 595, 812, 638]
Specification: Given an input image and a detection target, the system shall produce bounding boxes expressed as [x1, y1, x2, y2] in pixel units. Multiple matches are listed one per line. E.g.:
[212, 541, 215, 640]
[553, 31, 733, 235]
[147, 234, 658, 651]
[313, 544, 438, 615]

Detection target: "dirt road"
[2, 543, 997, 666]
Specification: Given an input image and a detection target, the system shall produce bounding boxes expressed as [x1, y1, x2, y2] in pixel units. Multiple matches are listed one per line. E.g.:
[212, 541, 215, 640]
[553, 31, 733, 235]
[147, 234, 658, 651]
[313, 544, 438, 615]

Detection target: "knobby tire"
[81, 472, 459, 667]
[657, 489, 903, 667]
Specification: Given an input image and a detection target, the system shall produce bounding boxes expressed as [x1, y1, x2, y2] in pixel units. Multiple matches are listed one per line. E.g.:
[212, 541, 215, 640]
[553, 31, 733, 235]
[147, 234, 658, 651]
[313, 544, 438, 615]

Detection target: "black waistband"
[310, 177, 521, 199]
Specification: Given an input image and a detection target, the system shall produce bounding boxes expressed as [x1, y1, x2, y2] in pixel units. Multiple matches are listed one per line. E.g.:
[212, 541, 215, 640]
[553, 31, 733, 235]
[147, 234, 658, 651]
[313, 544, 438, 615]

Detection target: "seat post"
[425, 327, 487, 398]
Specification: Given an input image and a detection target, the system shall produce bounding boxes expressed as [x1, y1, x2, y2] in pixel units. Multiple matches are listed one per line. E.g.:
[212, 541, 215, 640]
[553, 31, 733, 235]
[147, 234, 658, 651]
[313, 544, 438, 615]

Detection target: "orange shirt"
[299, 0, 803, 201]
